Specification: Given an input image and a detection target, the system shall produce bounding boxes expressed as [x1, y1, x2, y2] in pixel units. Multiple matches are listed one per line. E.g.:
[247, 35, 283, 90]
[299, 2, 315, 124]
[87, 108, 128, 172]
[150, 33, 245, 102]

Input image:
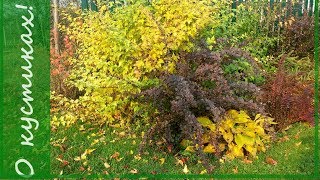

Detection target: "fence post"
[232, 0, 237, 22]
[90, 0, 98, 11]
[53, 0, 59, 54]
[81, 0, 89, 10]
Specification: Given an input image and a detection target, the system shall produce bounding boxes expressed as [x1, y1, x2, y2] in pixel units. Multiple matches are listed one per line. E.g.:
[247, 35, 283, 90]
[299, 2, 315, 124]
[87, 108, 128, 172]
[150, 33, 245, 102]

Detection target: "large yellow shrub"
[58, 0, 222, 126]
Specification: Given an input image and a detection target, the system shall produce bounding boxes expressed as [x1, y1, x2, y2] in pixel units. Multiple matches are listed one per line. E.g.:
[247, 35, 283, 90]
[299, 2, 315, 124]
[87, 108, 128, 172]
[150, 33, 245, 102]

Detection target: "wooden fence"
[80, 0, 319, 16]
[3, 0, 319, 49]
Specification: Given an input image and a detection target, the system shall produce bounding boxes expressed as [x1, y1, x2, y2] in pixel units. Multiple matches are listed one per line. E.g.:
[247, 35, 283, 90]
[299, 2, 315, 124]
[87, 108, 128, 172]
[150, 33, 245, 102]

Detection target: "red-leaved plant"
[261, 54, 315, 129]
[50, 31, 76, 97]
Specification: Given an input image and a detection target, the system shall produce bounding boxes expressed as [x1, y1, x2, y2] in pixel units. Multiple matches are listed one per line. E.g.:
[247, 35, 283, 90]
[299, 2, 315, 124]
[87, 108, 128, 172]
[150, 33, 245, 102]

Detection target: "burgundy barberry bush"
[137, 47, 265, 171]
[261, 54, 316, 129]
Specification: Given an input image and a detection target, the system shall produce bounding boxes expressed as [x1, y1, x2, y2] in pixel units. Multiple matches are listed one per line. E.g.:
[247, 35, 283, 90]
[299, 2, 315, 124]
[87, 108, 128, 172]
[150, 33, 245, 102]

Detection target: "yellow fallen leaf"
[116, 157, 123, 162]
[130, 150, 134, 154]
[74, 156, 81, 161]
[219, 158, 225, 163]
[118, 131, 126, 137]
[159, 158, 165, 165]
[130, 169, 138, 174]
[79, 125, 85, 131]
[183, 165, 189, 174]
[91, 139, 99, 146]
[200, 169, 207, 174]
[175, 158, 184, 166]
[104, 162, 110, 169]
[86, 149, 96, 155]
[134, 155, 141, 161]
[232, 166, 238, 174]
[295, 141, 302, 146]
[80, 153, 87, 160]
[83, 161, 88, 166]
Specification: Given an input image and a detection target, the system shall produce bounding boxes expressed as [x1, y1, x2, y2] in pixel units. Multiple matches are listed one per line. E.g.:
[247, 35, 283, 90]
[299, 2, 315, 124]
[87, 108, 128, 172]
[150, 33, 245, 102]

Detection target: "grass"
[51, 121, 317, 177]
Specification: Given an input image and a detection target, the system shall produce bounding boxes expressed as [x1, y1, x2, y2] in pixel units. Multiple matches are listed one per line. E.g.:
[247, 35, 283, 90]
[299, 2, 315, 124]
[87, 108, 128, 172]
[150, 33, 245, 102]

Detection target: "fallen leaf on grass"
[232, 166, 238, 174]
[104, 162, 110, 169]
[295, 141, 302, 147]
[117, 157, 124, 162]
[294, 132, 301, 139]
[242, 158, 253, 164]
[83, 161, 88, 166]
[79, 125, 85, 131]
[183, 165, 189, 174]
[266, 157, 277, 165]
[130, 169, 138, 174]
[85, 148, 96, 155]
[56, 158, 69, 167]
[175, 157, 184, 166]
[90, 139, 99, 146]
[159, 158, 165, 165]
[200, 169, 207, 174]
[282, 125, 292, 132]
[118, 131, 126, 137]
[111, 152, 120, 159]
[131, 134, 137, 138]
[77, 148, 96, 160]
[167, 144, 173, 153]
[278, 136, 289, 142]
[134, 154, 141, 161]
[79, 166, 85, 171]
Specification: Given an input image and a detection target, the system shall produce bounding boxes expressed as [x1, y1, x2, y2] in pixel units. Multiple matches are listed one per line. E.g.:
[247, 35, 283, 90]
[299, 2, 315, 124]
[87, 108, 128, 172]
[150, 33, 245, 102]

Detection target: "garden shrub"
[137, 47, 265, 171]
[261, 54, 316, 130]
[57, 0, 221, 126]
[280, 14, 318, 59]
[206, 1, 278, 59]
[181, 110, 275, 160]
[50, 34, 83, 98]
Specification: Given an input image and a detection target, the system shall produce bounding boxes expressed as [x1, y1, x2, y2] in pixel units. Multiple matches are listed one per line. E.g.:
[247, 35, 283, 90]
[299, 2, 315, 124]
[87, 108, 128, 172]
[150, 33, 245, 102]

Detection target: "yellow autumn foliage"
[182, 110, 276, 160]
[56, 0, 222, 126]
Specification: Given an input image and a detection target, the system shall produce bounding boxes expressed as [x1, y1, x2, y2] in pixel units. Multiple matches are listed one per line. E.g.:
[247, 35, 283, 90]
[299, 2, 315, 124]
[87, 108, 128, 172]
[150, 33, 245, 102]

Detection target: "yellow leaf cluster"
[181, 110, 276, 161]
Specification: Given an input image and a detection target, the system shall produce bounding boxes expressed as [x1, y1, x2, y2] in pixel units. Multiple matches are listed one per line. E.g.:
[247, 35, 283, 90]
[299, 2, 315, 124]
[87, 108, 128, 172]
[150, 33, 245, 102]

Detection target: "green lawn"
[51, 121, 318, 177]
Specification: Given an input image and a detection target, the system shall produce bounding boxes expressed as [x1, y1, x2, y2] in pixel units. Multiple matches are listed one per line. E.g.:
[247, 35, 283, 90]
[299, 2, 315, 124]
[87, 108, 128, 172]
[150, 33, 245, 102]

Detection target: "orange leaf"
[242, 158, 253, 164]
[266, 157, 277, 165]
[111, 152, 120, 159]
[232, 166, 238, 174]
